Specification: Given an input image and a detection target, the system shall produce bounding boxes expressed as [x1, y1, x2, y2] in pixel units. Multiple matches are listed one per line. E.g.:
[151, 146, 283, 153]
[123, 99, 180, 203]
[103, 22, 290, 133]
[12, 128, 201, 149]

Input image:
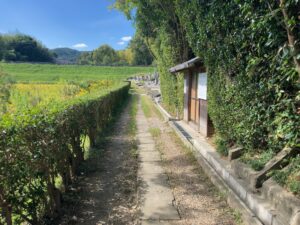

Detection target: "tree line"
[77, 33, 153, 66]
[0, 34, 55, 63]
[0, 33, 154, 66]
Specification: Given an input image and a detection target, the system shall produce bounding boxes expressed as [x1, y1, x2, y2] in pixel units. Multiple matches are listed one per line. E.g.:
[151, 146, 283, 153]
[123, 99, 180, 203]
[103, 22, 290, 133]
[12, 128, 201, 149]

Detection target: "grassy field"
[0, 63, 153, 115]
[7, 81, 115, 113]
[0, 63, 154, 82]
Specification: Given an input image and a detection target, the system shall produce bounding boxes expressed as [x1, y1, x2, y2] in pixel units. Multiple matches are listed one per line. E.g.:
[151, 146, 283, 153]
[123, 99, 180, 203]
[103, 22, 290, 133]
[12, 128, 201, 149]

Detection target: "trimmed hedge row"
[0, 83, 130, 224]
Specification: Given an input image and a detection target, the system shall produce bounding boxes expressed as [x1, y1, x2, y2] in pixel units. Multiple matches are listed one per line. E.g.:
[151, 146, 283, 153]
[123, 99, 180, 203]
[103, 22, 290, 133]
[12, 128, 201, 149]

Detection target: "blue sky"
[0, 0, 135, 50]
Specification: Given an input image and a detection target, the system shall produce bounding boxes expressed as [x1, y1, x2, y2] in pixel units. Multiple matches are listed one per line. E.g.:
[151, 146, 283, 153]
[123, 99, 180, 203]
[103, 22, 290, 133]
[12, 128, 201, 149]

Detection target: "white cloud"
[72, 43, 88, 49]
[121, 36, 132, 42]
[117, 41, 125, 45]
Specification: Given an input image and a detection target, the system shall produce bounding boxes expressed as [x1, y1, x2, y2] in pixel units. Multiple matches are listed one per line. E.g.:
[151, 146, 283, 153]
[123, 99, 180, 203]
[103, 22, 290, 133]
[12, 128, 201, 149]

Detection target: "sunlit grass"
[7, 81, 115, 113]
[149, 127, 161, 138]
[140, 94, 164, 120]
[0, 62, 154, 82]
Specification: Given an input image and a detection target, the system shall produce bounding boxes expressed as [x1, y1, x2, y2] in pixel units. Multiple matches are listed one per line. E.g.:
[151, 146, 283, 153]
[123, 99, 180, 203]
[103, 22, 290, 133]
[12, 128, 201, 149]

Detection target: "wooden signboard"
[197, 73, 207, 100]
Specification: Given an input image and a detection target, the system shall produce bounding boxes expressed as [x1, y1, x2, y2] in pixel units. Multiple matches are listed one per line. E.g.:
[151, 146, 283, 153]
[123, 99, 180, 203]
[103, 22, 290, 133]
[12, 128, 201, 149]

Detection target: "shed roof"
[169, 57, 202, 73]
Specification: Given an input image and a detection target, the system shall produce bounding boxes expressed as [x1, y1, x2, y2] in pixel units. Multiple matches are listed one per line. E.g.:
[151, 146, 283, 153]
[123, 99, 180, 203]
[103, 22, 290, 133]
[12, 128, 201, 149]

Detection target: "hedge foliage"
[0, 83, 130, 224]
[176, 0, 299, 154]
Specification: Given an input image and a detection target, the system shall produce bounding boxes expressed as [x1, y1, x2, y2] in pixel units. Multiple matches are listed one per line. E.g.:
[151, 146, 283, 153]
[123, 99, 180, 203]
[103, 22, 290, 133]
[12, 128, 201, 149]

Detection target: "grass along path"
[57, 93, 139, 225]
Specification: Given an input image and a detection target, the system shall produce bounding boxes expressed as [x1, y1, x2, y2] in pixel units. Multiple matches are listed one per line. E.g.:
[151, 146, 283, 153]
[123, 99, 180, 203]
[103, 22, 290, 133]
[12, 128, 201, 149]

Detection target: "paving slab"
[138, 143, 156, 150]
[139, 148, 156, 153]
[139, 171, 169, 183]
[137, 134, 153, 139]
[141, 220, 174, 225]
[139, 161, 165, 175]
[139, 148, 161, 162]
[139, 173, 178, 220]
[137, 100, 180, 223]
[139, 140, 156, 145]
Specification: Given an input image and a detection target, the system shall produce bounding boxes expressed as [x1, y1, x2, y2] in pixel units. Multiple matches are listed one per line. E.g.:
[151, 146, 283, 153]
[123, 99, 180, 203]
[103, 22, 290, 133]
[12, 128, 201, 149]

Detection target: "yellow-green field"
[8, 81, 114, 113]
[0, 63, 152, 115]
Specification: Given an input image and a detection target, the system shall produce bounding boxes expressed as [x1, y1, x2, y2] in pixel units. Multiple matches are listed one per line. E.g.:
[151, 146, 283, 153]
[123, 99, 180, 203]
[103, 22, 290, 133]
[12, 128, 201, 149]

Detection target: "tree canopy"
[77, 36, 154, 66]
[0, 34, 55, 63]
[129, 33, 154, 66]
[92, 44, 119, 65]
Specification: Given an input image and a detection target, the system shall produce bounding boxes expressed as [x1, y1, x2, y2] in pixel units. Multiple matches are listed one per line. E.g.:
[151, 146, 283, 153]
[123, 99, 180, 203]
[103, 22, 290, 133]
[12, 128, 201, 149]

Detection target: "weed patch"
[149, 127, 161, 138]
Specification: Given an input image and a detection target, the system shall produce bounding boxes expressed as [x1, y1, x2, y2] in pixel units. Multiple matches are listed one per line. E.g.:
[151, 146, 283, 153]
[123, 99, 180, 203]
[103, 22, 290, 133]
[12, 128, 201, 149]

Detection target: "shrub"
[216, 137, 229, 156]
[0, 71, 14, 115]
[271, 155, 300, 195]
[0, 82, 130, 224]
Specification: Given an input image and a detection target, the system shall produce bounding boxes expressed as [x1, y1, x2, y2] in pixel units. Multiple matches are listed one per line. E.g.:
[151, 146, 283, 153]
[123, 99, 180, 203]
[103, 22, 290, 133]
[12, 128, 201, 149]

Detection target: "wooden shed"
[169, 57, 214, 137]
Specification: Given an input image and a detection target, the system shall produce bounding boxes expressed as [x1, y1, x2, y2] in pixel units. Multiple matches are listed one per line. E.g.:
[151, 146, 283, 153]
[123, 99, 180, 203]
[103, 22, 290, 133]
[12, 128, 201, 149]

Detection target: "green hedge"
[0, 83, 130, 224]
[176, 0, 299, 155]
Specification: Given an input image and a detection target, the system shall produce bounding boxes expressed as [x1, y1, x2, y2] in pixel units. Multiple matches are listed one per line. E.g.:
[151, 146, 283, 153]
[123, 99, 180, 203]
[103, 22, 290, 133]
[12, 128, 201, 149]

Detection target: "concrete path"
[136, 100, 180, 224]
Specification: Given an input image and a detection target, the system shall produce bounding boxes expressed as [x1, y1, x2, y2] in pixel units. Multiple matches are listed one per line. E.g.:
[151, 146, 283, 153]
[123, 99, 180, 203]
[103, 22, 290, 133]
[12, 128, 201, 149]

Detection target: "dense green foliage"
[77, 51, 93, 65]
[50, 48, 83, 64]
[129, 33, 154, 66]
[77, 44, 128, 66]
[115, 0, 300, 193]
[0, 71, 14, 115]
[0, 83, 130, 224]
[176, 0, 299, 155]
[272, 155, 300, 195]
[0, 34, 54, 62]
[0, 63, 154, 82]
[114, 0, 192, 114]
[92, 45, 119, 65]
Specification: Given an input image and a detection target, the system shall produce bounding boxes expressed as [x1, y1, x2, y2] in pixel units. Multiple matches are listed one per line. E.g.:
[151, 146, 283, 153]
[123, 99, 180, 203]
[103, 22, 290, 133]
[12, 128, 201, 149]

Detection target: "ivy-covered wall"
[150, 29, 186, 116]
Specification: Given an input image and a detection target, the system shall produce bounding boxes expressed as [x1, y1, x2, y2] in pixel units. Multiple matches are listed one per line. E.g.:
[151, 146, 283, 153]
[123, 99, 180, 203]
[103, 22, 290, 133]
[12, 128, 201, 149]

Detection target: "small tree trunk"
[280, 0, 300, 79]
[88, 129, 97, 148]
[0, 188, 12, 225]
[3, 205, 12, 225]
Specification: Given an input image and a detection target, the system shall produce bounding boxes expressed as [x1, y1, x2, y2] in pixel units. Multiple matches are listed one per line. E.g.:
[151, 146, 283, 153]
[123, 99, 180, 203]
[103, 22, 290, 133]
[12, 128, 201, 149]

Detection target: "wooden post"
[183, 72, 189, 122]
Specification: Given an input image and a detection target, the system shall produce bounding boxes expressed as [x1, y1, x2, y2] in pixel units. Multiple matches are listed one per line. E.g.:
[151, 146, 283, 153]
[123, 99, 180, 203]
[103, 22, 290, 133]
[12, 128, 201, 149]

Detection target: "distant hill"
[51, 48, 83, 64]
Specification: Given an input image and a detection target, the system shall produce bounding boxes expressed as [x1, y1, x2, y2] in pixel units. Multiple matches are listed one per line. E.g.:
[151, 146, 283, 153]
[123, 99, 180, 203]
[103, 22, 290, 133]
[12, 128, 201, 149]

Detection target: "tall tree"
[92, 44, 119, 65]
[129, 33, 153, 66]
[77, 52, 93, 65]
[0, 34, 54, 62]
[114, 0, 193, 114]
[117, 48, 132, 66]
[0, 36, 5, 60]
